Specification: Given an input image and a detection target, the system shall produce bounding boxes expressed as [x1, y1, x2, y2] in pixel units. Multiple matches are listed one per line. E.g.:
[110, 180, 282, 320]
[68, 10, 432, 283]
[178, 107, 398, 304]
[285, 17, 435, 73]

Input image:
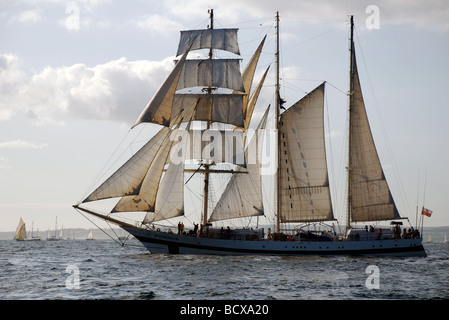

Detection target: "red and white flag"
[422, 208, 432, 217]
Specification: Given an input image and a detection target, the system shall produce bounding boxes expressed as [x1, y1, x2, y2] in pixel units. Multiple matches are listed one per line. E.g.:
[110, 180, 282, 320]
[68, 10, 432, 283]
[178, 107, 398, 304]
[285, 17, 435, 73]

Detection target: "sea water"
[1, 239, 448, 301]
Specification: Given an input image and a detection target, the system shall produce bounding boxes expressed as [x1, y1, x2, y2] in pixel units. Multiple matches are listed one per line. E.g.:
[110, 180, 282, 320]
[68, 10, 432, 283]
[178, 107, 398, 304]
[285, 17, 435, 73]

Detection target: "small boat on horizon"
[46, 217, 63, 241]
[86, 229, 94, 240]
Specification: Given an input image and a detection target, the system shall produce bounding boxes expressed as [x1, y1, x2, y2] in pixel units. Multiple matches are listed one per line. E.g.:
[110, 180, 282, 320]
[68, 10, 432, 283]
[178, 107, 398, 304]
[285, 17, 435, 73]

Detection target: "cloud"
[0, 109, 14, 122]
[17, 9, 44, 24]
[6, 8, 44, 25]
[161, 0, 449, 33]
[375, 0, 449, 32]
[0, 139, 48, 150]
[0, 157, 12, 170]
[0, 54, 24, 122]
[0, 54, 176, 126]
[0, 54, 25, 85]
[135, 14, 184, 34]
[326, 130, 343, 139]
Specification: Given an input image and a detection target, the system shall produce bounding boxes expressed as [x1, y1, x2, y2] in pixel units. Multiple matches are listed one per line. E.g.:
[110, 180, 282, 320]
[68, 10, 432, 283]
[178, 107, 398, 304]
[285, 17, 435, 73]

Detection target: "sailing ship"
[14, 218, 41, 241]
[86, 229, 94, 240]
[46, 217, 63, 241]
[29, 222, 42, 241]
[14, 218, 27, 241]
[74, 11, 426, 256]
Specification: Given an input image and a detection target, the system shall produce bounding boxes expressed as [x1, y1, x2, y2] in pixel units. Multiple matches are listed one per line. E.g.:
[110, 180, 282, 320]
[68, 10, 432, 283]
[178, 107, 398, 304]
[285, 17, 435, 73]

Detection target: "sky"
[1, 0, 448, 232]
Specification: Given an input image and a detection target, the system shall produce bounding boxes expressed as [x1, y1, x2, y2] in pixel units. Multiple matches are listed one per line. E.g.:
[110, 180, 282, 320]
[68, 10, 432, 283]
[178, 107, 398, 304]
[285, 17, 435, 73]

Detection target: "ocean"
[1, 238, 448, 309]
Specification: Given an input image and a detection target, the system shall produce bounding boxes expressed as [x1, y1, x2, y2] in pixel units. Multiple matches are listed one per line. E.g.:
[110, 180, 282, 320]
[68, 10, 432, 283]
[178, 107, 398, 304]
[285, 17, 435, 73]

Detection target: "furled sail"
[349, 51, 400, 222]
[177, 59, 245, 92]
[208, 106, 270, 222]
[279, 83, 334, 223]
[14, 218, 27, 240]
[176, 29, 240, 56]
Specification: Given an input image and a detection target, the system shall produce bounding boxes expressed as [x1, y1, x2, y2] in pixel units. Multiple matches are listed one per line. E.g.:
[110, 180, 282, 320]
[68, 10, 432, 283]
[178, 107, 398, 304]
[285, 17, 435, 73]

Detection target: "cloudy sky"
[1, 0, 448, 232]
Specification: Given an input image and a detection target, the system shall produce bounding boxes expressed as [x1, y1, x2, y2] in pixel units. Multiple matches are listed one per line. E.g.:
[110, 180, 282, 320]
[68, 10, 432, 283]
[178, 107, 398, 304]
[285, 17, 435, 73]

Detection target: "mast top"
[208, 9, 214, 29]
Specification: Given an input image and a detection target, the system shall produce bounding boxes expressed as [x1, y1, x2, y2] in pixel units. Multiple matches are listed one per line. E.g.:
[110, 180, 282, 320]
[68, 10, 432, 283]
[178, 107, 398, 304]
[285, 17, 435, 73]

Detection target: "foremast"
[202, 9, 214, 228]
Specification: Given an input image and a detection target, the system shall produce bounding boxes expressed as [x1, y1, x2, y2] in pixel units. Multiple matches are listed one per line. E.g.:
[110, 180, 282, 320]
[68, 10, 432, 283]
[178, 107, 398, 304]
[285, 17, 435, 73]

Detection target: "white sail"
[279, 83, 334, 223]
[236, 36, 266, 116]
[349, 51, 400, 222]
[83, 126, 171, 203]
[132, 47, 191, 128]
[112, 127, 177, 213]
[107, 99, 198, 213]
[172, 93, 244, 127]
[244, 66, 269, 130]
[143, 128, 188, 223]
[14, 218, 27, 240]
[150, 162, 185, 222]
[176, 28, 240, 56]
[209, 106, 270, 222]
[177, 59, 245, 92]
[168, 128, 246, 167]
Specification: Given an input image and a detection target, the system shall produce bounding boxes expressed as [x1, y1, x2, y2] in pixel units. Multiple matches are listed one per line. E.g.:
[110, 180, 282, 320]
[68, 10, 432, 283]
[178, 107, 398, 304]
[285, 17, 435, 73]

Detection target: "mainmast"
[347, 15, 355, 231]
[275, 11, 281, 234]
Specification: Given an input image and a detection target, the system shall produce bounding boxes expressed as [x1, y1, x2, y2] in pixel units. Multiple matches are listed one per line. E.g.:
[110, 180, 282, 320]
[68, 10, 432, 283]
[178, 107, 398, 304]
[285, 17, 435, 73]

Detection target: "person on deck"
[377, 228, 382, 240]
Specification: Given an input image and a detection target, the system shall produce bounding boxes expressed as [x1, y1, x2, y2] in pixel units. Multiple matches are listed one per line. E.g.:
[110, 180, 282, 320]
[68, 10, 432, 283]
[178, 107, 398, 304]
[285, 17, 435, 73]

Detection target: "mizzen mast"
[275, 11, 281, 234]
[346, 15, 355, 232]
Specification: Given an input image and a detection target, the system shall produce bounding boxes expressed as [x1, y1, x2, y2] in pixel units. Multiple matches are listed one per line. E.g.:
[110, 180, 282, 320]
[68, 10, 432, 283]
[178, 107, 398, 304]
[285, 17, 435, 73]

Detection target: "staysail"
[110, 127, 175, 213]
[132, 48, 191, 128]
[278, 83, 334, 223]
[83, 126, 171, 204]
[348, 48, 400, 222]
[236, 36, 266, 118]
[209, 106, 270, 222]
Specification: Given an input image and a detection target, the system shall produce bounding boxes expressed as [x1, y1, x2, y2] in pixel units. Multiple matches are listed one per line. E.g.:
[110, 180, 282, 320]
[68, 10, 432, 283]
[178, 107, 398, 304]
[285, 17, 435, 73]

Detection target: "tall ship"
[74, 11, 426, 256]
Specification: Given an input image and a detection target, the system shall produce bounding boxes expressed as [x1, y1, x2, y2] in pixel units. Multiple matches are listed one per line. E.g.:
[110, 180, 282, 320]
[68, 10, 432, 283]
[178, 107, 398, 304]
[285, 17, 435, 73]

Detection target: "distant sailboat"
[29, 222, 42, 241]
[426, 234, 432, 243]
[47, 217, 62, 241]
[444, 233, 448, 244]
[86, 229, 94, 240]
[14, 218, 27, 241]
